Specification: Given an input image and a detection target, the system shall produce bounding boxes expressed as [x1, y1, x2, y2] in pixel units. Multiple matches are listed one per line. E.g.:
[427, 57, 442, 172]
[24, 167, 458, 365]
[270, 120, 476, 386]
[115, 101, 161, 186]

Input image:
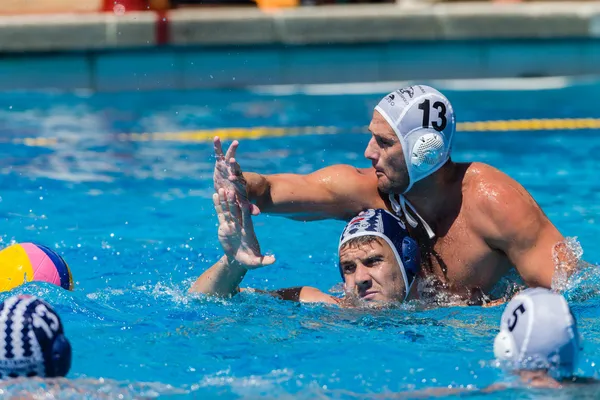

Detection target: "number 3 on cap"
[418, 99, 447, 132]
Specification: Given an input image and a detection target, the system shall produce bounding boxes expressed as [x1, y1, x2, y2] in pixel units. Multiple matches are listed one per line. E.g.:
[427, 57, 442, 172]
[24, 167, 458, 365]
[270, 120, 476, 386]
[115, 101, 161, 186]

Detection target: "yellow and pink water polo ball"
[0, 243, 73, 292]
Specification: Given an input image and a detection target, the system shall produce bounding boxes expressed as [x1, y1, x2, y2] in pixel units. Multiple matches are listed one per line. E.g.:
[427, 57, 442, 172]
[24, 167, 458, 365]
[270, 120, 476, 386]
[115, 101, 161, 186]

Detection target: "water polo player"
[190, 188, 420, 306]
[0, 295, 71, 378]
[213, 84, 577, 304]
[493, 287, 588, 387]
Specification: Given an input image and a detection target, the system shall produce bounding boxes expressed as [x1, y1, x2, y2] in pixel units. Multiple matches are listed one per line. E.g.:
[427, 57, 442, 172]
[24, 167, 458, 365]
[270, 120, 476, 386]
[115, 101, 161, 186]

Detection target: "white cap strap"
[389, 194, 435, 240]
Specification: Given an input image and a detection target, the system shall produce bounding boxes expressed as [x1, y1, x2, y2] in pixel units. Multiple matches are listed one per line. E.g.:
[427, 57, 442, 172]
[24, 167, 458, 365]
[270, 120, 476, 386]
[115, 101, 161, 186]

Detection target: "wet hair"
[339, 235, 382, 252]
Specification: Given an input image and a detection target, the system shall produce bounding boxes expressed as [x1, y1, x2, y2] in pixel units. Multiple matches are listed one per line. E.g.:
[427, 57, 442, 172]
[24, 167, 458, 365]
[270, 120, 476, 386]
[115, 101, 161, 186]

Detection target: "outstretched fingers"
[226, 190, 242, 224]
[224, 140, 239, 162]
[213, 192, 227, 226]
[218, 188, 231, 224]
[213, 136, 225, 160]
[229, 157, 243, 181]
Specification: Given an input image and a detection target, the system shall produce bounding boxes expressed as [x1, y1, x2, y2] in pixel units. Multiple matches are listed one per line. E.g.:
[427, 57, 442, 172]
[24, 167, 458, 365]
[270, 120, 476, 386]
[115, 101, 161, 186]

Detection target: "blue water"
[1, 83, 600, 398]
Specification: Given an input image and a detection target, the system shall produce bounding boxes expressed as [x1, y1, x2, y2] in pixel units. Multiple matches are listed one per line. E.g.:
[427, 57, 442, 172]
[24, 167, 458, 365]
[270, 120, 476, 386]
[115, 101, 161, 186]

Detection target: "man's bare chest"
[411, 218, 509, 291]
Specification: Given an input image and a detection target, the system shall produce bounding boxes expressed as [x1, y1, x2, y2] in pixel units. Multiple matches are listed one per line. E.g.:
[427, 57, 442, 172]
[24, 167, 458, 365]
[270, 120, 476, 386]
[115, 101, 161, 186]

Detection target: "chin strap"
[389, 194, 435, 240]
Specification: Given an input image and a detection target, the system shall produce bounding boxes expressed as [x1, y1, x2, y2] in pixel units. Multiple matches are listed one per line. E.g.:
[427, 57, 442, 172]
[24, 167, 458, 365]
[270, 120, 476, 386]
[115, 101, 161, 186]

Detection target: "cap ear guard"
[405, 128, 448, 172]
[494, 329, 518, 362]
[410, 131, 446, 173]
[45, 334, 71, 378]
[399, 127, 449, 193]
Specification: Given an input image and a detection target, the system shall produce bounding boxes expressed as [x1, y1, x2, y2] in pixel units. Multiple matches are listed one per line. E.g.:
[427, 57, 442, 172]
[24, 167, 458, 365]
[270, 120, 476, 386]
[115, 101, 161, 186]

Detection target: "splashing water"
[415, 275, 478, 307]
[552, 237, 586, 293]
[0, 377, 188, 399]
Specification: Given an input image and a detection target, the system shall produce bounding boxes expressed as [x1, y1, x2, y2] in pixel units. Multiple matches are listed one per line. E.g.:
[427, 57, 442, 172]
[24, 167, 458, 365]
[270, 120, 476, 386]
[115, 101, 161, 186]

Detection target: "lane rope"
[7, 118, 600, 147]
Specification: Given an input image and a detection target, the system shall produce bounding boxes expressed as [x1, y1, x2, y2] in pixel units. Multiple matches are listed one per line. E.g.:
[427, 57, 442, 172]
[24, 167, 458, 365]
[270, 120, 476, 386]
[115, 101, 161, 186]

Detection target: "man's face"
[364, 111, 410, 194]
[339, 237, 406, 304]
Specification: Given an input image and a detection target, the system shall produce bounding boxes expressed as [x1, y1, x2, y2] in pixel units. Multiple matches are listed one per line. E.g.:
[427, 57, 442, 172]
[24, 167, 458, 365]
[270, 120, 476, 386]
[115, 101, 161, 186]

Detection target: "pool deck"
[1, 2, 600, 91]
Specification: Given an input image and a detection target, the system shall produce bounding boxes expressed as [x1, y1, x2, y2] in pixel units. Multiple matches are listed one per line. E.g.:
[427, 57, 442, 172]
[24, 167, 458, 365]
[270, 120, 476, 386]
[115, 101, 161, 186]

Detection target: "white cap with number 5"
[493, 288, 581, 379]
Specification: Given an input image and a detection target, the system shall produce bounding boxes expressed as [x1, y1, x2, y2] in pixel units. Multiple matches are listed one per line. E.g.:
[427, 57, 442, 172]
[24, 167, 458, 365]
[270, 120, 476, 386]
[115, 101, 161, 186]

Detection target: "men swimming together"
[213, 84, 578, 304]
[190, 188, 420, 307]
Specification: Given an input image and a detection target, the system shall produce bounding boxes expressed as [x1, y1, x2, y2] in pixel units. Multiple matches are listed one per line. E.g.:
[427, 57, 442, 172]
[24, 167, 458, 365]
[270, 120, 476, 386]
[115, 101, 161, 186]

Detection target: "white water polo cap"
[493, 288, 581, 379]
[375, 85, 455, 193]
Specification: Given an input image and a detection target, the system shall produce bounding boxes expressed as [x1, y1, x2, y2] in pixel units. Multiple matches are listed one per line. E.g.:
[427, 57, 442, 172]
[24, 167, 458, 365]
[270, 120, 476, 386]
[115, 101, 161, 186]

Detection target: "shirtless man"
[213, 85, 576, 304]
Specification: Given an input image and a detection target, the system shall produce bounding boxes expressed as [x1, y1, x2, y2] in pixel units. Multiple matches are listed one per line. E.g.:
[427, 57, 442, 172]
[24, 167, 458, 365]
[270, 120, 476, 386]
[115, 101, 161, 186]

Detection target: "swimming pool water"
[1, 82, 600, 398]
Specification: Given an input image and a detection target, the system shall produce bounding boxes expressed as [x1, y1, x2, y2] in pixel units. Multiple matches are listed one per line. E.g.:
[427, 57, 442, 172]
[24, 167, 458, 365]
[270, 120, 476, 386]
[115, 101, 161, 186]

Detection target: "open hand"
[213, 136, 260, 216]
[213, 187, 275, 269]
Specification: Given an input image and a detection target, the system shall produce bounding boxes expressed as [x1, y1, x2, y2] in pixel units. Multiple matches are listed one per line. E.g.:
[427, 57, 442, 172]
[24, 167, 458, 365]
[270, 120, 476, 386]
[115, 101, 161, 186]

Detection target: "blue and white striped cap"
[0, 295, 71, 378]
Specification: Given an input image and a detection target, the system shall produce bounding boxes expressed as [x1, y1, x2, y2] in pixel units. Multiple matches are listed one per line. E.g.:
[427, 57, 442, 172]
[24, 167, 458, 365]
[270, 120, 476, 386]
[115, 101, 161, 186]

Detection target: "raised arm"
[243, 165, 384, 221]
[213, 137, 385, 221]
[189, 188, 339, 305]
[189, 188, 275, 297]
[189, 255, 246, 297]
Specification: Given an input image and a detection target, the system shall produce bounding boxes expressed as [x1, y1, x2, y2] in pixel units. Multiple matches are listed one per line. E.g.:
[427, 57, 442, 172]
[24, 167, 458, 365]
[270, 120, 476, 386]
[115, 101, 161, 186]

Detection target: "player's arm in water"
[213, 137, 385, 221]
[189, 188, 339, 305]
[469, 166, 577, 288]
